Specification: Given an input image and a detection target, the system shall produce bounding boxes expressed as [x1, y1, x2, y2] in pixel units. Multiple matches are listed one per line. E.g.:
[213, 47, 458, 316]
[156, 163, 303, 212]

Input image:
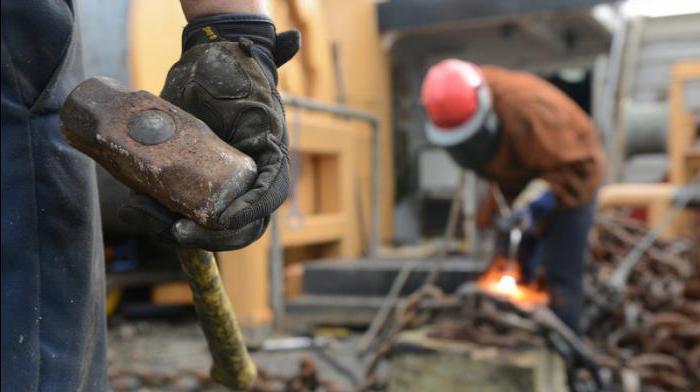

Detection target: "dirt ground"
[107, 318, 365, 391]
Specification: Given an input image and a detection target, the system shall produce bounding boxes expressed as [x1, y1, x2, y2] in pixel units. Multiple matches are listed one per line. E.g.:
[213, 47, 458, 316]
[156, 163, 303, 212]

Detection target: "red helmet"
[421, 60, 493, 147]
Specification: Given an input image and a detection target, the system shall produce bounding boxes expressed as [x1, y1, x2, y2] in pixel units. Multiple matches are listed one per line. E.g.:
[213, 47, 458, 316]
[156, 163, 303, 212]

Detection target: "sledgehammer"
[60, 77, 257, 390]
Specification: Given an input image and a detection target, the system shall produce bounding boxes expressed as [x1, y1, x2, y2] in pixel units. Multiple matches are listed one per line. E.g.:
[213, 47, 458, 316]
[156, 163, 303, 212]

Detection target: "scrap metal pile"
[583, 212, 699, 391]
[108, 212, 697, 392]
[363, 211, 698, 392]
[109, 366, 219, 391]
[362, 283, 602, 392]
[252, 356, 342, 392]
[109, 356, 342, 391]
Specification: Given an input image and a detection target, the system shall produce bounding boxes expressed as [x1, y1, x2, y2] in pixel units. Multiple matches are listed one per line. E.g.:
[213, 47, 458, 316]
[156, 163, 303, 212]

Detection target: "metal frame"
[269, 96, 381, 328]
[281, 96, 382, 257]
[377, 0, 620, 33]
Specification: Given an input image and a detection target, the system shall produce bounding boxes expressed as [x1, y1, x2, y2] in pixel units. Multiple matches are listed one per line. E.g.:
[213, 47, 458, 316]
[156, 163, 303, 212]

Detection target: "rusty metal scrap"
[362, 284, 602, 392]
[251, 356, 343, 392]
[584, 212, 699, 391]
[107, 212, 696, 391]
[426, 299, 543, 349]
[109, 356, 344, 392]
[363, 211, 697, 392]
[109, 366, 218, 391]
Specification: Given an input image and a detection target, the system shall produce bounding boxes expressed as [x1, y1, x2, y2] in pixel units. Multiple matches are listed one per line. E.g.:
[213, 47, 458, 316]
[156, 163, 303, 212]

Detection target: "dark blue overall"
[1, 1, 107, 390]
[532, 200, 595, 333]
[499, 199, 595, 333]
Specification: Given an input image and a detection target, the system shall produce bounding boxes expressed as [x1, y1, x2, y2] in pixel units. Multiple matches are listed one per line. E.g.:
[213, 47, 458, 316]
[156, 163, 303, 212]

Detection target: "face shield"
[425, 84, 501, 171]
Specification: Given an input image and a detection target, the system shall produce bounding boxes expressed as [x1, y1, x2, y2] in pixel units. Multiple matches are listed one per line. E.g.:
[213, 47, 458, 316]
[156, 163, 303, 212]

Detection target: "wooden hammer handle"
[176, 247, 257, 390]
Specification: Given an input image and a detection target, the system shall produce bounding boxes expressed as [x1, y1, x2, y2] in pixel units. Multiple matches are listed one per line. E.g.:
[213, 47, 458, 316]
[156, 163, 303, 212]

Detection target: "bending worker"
[2, 0, 296, 389]
[421, 60, 606, 331]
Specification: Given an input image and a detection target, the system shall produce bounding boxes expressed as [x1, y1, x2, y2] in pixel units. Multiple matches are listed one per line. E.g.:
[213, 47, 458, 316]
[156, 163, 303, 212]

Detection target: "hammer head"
[60, 77, 257, 229]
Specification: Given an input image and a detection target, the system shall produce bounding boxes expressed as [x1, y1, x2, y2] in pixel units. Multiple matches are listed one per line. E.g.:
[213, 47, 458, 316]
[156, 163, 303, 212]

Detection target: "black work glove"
[119, 14, 300, 251]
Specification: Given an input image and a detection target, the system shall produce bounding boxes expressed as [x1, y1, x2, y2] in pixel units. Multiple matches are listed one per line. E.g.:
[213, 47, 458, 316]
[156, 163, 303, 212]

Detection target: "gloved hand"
[497, 207, 535, 234]
[119, 14, 300, 251]
[496, 190, 558, 234]
[495, 191, 558, 282]
[528, 190, 558, 222]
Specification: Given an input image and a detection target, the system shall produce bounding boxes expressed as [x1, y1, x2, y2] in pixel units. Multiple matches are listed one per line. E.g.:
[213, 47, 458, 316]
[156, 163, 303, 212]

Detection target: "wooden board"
[128, 0, 186, 94]
[284, 263, 304, 298]
[218, 232, 273, 326]
[320, 0, 395, 242]
[667, 60, 700, 236]
[668, 60, 700, 185]
[152, 282, 192, 305]
[598, 183, 682, 238]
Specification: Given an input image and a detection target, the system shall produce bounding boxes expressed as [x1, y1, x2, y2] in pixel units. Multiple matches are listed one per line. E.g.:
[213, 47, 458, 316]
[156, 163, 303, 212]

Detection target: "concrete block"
[389, 328, 567, 392]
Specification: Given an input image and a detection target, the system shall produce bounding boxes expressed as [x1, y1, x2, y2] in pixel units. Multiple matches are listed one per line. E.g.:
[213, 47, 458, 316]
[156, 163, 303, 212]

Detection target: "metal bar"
[281, 95, 382, 257]
[331, 43, 347, 105]
[609, 173, 700, 289]
[492, 185, 511, 217]
[269, 214, 285, 330]
[358, 260, 419, 354]
[600, 16, 628, 182]
[377, 0, 619, 33]
[359, 172, 466, 356]
[462, 171, 479, 254]
[424, 170, 467, 286]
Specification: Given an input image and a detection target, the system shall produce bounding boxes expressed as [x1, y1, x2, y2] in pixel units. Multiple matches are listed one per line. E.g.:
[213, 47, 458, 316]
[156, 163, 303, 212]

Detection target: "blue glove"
[517, 191, 557, 282]
[504, 191, 558, 232]
[496, 188, 558, 230]
[529, 191, 558, 221]
[497, 207, 534, 233]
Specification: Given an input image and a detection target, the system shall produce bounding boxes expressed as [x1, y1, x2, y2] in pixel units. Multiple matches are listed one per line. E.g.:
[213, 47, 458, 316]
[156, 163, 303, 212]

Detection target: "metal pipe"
[359, 171, 467, 356]
[600, 16, 628, 183]
[609, 173, 700, 290]
[281, 95, 382, 257]
[424, 170, 467, 287]
[269, 214, 285, 330]
[357, 260, 418, 354]
[462, 171, 480, 255]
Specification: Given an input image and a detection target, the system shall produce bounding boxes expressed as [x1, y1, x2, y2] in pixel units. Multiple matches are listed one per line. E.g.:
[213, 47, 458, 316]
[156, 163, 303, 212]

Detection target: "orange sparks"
[494, 274, 517, 293]
[478, 257, 549, 306]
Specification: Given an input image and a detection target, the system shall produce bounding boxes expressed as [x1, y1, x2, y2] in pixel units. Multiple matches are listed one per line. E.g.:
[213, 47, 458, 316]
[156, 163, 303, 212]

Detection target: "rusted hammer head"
[60, 77, 257, 228]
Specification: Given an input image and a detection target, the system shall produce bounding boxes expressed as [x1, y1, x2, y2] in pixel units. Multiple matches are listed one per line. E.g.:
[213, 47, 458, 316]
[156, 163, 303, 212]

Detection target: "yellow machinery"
[129, 0, 395, 326]
[598, 59, 700, 238]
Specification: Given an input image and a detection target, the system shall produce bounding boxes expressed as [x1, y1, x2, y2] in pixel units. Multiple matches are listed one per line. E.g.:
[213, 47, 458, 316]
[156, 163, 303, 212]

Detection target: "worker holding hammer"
[1, 0, 297, 390]
[421, 60, 606, 332]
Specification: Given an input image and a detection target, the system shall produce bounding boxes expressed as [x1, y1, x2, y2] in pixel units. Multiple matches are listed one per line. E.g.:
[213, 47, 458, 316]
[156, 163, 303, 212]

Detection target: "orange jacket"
[478, 66, 606, 210]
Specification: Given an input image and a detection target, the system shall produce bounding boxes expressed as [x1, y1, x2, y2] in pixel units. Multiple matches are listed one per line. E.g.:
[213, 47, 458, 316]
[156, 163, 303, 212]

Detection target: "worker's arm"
[120, 1, 300, 251]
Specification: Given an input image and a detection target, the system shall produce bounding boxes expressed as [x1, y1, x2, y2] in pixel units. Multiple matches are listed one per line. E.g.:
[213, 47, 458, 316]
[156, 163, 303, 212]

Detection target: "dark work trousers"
[1, 1, 107, 390]
[530, 199, 596, 333]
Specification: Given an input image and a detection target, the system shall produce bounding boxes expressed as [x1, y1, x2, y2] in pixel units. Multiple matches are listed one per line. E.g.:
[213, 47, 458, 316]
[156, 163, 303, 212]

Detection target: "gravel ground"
[108, 319, 366, 391]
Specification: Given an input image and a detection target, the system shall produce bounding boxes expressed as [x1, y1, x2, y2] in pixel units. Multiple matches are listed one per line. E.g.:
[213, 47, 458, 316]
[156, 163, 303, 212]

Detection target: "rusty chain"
[362, 283, 603, 392]
[109, 211, 697, 392]
[362, 211, 698, 392]
[583, 211, 698, 391]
